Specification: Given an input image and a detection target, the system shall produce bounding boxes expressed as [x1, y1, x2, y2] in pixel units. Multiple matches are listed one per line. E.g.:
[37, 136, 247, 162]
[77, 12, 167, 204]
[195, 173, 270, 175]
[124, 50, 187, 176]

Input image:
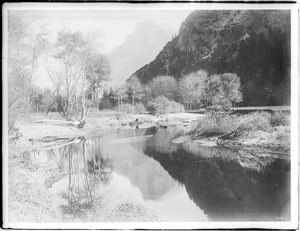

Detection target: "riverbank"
[11, 111, 202, 151]
[6, 110, 290, 223]
[173, 111, 290, 156]
[7, 111, 202, 223]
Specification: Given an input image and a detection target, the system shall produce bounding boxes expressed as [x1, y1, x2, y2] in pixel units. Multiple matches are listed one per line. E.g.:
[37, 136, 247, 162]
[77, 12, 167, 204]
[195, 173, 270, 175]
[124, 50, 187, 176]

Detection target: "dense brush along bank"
[7, 111, 290, 222]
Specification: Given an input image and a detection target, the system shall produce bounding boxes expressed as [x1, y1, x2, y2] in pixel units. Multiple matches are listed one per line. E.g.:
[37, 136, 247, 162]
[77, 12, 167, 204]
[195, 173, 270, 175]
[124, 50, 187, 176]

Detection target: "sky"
[17, 9, 192, 88]
[25, 9, 192, 52]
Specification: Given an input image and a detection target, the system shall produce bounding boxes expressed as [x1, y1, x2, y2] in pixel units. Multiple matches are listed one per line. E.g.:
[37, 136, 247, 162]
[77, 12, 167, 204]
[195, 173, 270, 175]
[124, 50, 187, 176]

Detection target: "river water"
[29, 126, 290, 222]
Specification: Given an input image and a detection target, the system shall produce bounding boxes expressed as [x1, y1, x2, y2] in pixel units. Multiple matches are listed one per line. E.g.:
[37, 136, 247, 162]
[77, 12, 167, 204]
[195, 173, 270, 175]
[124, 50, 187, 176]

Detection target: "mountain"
[108, 21, 173, 87]
[132, 11, 291, 106]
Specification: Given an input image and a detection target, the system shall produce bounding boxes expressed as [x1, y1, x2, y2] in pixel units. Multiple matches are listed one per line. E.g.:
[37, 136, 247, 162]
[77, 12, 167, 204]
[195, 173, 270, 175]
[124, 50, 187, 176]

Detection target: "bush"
[147, 96, 184, 115]
[270, 111, 289, 126]
[195, 111, 239, 137]
[194, 111, 273, 138]
[135, 103, 147, 114]
[166, 101, 185, 113]
[238, 112, 272, 133]
[117, 103, 135, 114]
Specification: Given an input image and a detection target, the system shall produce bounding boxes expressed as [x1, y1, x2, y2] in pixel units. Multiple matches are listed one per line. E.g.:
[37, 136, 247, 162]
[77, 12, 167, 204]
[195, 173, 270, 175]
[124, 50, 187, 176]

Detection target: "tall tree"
[125, 75, 144, 106]
[53, 31, 110, 121]
[205, 73, 243, 109]
[85, 53, 111, 111]
[7, 12, 48, 131]
[114, 85, 128, 109]
[55, 30, 84, 119]
[179, 70, 208, 110]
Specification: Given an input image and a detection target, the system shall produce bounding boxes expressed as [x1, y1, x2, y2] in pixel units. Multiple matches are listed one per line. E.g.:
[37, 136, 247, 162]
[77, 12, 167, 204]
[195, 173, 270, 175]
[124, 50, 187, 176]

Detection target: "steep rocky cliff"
[133, 11, 290, 106]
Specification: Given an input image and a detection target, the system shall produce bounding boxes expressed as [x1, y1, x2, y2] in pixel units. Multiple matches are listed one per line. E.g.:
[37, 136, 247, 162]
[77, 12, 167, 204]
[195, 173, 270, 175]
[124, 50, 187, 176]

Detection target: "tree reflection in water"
[45, 139, 113, 218]
[144, 134, 290, 221]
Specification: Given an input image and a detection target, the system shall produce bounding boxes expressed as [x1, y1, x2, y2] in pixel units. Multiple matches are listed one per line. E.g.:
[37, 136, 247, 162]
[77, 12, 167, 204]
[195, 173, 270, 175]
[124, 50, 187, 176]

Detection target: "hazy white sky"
[14, 9, 192, 88]
[25, 10, 192, 52]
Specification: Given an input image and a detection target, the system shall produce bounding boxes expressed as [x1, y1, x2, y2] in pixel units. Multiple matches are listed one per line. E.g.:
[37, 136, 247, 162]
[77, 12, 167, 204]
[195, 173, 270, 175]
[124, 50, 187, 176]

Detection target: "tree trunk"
[81, 80, 85, 121]
[132, 94, 135, 106]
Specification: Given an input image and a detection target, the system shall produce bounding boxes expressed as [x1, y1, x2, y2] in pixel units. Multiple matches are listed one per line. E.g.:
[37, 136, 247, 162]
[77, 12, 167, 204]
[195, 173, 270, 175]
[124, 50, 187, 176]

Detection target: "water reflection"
[144, 128, 290, 221]
[29, 126, 290, 222]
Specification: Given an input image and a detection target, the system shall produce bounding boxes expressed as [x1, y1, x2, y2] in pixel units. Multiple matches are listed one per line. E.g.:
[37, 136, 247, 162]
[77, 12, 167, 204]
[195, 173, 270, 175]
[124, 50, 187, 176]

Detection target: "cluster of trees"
[100, 69, 242, 114]
[7, 12, 110, 131]
[8, 12, 49, 131]
[46, 31, 110, 121]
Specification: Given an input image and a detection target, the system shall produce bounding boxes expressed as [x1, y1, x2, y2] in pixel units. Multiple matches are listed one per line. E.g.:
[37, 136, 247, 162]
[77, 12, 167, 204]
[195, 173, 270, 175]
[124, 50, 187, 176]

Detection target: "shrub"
[270, 111, 289, 126]
[147, 96, 184, 115]
[117, 103, 135, 114]
[194, 111, 239, 137]
[166, 101, 185, 113]
[147, 96, 170, 115]
[194, 111, 273, 138]
[135, 103, 147, 114]
[238, 112, 272, 133]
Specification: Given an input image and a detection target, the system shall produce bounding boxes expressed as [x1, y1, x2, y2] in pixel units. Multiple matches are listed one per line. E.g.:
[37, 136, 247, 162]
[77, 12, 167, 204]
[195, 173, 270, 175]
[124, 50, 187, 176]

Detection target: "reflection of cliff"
[145, 126, 182, 154]
[83, 132, 178, 201]
[144, 147, 290, 221]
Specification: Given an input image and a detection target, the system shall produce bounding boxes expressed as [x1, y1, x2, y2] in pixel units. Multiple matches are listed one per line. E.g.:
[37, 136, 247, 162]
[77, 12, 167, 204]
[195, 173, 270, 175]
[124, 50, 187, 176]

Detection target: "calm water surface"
[29, 126, 290, 222]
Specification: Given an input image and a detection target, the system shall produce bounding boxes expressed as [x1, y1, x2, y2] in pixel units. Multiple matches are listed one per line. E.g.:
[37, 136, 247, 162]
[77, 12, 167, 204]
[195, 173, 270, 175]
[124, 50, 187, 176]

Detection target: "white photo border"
[2, 2, 298, 230]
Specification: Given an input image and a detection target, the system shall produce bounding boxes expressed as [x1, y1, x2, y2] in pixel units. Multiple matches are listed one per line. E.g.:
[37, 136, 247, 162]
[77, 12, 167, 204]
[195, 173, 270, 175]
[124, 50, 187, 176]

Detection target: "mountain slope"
[108, 21, 173, 87]
[133, 11, 291, 106]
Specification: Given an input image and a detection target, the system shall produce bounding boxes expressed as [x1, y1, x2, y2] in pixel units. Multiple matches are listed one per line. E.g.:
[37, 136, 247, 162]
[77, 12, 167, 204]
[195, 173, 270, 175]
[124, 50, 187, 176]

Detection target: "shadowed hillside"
[132, 10, 291, 106]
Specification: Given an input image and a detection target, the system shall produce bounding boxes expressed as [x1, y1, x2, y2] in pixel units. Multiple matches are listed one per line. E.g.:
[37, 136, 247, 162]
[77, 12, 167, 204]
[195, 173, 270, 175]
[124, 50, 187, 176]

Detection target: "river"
[28, 125, 290, 222]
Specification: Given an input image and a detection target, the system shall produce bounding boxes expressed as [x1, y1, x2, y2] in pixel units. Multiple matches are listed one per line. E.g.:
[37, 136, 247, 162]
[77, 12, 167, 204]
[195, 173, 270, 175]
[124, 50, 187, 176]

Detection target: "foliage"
[195, 112, 239, 137]
[238, 112, 272, 133]
[7, 12, 48, 131]
[147, 75, 178, 101]
[117, 103, 135, 114]
[133, 10, 290, 107]
[167, 101, 185, 114]
[99, 89, 116, 110]
[147, 96, 184, 115]
[29, 87, 53, 113]
[205, 73, 243, 109]
[195, 111, 272, 138]
[113, 85, 128, 109]
[52, 30, 110, 120]
[270, 111, 289, 126]
[125, 75, 144, 106]
[179, 70, 208, 109]
[85, 53, 111, 108]
[135, 103, 147, 114]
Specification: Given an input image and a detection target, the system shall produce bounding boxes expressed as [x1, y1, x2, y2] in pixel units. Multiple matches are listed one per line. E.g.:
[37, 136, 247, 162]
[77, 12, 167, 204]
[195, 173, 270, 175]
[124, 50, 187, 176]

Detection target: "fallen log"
[35, 119, 85, 128]
[36, 138, 82, 151]
[34, 136, 70, 143]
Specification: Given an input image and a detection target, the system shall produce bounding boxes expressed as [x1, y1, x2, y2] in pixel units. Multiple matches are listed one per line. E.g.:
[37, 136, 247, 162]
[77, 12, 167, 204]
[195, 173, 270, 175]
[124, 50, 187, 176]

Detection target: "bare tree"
[49, 30, 110, 123]
[113, 85, 128, 109]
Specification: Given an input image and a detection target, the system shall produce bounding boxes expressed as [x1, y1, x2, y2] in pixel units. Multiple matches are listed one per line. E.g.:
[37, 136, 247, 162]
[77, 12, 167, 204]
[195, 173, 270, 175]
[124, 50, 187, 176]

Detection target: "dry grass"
[194, 111, 274, 139]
